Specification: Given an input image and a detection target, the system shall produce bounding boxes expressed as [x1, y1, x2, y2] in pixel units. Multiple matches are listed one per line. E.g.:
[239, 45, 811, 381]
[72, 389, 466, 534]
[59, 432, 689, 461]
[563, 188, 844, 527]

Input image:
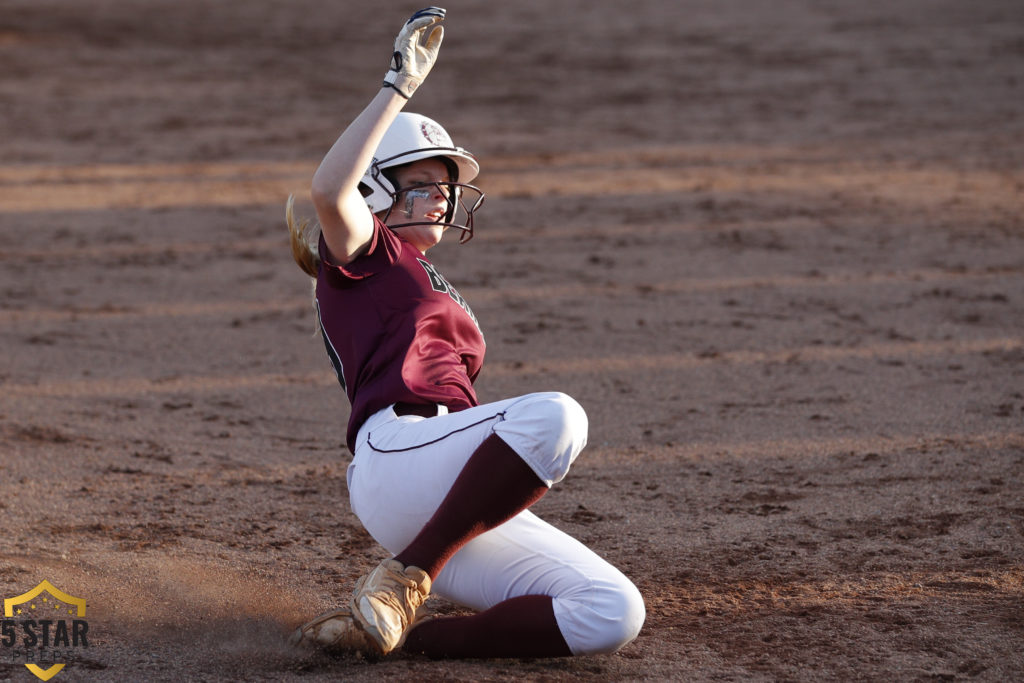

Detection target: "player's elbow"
[310, 176, 340, 214]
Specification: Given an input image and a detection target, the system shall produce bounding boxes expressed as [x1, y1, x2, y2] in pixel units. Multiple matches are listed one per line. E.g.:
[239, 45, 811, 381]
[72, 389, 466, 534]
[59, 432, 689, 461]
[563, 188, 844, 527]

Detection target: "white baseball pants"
[346, 391, 646, 655]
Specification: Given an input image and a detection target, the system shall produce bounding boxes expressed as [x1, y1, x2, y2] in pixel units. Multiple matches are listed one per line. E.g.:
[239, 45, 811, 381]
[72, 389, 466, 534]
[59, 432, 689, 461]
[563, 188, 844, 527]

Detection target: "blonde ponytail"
[286, 194, 321, 278]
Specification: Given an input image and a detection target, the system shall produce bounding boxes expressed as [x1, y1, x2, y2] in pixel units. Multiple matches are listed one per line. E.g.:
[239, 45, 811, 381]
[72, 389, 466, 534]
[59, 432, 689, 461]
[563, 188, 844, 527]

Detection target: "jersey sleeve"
[318, 216, 403, 281]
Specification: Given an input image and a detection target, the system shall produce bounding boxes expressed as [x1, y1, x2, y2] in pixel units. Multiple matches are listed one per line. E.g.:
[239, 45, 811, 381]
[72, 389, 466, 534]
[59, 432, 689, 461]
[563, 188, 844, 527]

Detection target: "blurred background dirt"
[1, 0, 1023, 680]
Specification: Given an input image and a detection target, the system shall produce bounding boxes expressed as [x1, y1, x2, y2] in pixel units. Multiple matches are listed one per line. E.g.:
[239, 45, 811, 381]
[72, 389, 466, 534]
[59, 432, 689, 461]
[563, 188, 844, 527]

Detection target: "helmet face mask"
[359, 113, 484, 243]
[375, 175, 485, 244]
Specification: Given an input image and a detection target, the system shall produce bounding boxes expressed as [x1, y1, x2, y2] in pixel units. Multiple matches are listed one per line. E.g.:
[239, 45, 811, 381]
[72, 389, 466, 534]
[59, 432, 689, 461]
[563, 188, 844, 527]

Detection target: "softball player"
[286, 7, 644, 659]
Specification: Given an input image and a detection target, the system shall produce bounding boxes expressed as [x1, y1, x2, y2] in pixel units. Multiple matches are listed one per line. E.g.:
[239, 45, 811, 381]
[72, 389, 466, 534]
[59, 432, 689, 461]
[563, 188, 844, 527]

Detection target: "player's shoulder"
[321, 217, 404, 280]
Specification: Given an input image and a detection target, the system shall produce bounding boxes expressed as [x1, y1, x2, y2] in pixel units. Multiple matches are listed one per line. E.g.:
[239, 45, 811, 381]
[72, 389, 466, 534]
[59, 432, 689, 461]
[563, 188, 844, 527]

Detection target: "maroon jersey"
[315, 217, 485, 450]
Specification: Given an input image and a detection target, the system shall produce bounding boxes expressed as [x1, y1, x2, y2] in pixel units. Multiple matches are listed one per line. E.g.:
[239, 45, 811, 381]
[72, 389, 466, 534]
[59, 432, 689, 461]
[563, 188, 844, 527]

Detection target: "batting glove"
[382, 7, 446, 99]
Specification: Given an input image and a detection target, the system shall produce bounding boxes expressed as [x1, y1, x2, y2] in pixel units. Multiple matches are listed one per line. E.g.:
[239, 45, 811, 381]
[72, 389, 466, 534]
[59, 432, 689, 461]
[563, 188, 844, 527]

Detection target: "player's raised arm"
[311, 7, 446, 264]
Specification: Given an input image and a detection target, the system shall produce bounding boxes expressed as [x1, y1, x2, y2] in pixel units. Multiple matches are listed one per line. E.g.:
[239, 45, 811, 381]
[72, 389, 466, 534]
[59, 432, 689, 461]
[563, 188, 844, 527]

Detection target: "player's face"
[387, 158, 453, 253]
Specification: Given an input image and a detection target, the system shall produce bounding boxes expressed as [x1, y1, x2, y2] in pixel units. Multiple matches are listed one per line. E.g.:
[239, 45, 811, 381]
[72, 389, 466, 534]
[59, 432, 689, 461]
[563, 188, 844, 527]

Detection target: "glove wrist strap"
[383, 70, 418, 99]
[382, 80, 412, 100]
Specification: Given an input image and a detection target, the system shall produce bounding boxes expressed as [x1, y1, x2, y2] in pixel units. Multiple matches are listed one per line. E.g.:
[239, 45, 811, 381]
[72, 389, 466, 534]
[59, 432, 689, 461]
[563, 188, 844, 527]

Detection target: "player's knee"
[555, 579, 646, 655]
[496, 392, 588, 486]
[602, 581, 646, 653]
[536, 391, 588, 449]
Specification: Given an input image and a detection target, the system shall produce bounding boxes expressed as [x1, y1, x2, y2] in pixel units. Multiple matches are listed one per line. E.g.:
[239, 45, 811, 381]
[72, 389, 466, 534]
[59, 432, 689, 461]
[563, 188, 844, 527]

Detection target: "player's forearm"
[309, 88, 406, 262]
[311, 88, 406, 212]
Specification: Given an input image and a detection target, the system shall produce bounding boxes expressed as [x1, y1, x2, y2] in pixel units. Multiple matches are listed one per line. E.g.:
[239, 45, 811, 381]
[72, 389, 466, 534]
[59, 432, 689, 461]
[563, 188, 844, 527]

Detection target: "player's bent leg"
[387, 392, 588, 578]
[341, 393, 600, 657]
[426, 509, 645, 657]
[348, 392, 588, 556]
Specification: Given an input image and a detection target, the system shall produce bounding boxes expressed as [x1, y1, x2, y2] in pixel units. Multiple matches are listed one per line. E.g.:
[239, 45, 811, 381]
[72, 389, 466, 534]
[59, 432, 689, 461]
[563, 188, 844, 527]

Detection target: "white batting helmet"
[360, 112, 484, 242]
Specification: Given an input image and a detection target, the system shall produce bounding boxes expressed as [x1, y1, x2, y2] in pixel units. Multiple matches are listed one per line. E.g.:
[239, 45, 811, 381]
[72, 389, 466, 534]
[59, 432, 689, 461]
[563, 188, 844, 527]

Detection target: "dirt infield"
[2, 0, 1023, 680]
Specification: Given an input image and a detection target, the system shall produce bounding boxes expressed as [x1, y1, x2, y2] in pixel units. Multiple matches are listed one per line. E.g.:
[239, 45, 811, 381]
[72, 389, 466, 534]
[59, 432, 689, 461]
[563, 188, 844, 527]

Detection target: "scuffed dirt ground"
[1, 0, 1023, 680]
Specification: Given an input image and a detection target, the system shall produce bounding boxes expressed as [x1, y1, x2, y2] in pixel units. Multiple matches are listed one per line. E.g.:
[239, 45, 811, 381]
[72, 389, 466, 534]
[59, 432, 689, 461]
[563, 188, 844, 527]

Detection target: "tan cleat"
[288, 607, 379, 656]
[350, 558, 432, 655]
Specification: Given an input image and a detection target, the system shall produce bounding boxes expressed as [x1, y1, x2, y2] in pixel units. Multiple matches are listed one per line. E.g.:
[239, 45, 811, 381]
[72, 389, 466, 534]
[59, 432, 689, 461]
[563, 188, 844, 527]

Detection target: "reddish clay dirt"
[2, 1, 1023, 681]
